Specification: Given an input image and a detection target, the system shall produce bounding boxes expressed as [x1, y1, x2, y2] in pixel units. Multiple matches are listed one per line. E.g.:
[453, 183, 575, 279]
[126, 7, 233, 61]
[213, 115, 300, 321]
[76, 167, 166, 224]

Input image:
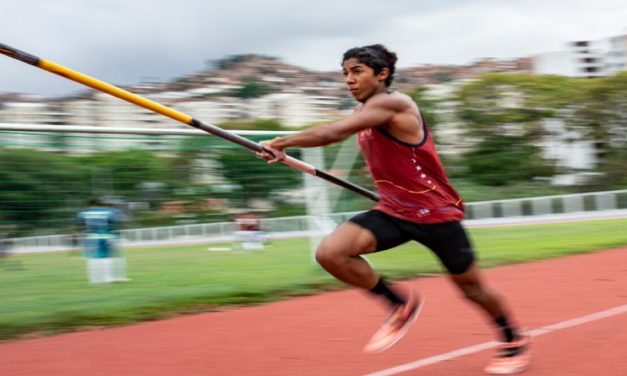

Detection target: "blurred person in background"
[77, 197, 128, 284]
[258, 44, 529, 375]
[233, 211, 265, 250]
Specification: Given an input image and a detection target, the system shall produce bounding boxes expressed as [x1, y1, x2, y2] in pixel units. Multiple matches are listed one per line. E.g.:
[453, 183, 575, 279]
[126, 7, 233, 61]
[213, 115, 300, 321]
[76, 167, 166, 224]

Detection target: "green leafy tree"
[0, 148, 86, 234]
[455, 74, 562, 185]
[216, 148, 302, 206]
[77, 150, 179, 200]
[171, 136, 221, 187]
[456, 74, 572, 138]
[234, 76, 270, 99]
[465, 136, 553, 186]
[220, 119, 283, 131]
[564, 72, 627, 187]
[406, 86, 440, 129]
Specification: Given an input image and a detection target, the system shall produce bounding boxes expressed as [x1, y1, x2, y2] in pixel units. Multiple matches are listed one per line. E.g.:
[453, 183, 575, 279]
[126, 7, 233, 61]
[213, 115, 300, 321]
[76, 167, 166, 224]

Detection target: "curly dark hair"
[341, 44, 398, 87]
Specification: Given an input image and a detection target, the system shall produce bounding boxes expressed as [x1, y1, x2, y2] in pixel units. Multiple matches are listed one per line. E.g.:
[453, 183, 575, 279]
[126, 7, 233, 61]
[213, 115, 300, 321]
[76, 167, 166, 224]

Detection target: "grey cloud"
[1, 0, 626, 97]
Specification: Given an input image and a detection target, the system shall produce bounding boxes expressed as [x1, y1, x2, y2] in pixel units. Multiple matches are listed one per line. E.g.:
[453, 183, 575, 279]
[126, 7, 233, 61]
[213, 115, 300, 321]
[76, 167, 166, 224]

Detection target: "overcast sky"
[1, 0, 626, 97]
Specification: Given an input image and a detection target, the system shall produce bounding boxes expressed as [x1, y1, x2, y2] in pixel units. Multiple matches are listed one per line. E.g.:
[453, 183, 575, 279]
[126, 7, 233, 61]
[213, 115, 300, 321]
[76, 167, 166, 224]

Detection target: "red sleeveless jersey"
[357, 118, 464, 224]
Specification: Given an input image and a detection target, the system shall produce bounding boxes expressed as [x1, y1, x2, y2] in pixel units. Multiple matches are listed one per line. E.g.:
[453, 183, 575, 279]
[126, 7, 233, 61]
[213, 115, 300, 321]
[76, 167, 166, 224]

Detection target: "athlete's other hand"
[257, 140, 286, 164]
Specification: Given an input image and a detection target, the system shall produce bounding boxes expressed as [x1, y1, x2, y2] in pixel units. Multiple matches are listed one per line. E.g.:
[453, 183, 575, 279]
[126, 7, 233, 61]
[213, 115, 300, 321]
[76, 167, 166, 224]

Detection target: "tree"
[216, 147, 303, 206]
[171, 136, 219, 187]
[601, 72, 627, 186]
[77, 150, 180, 200]
[0, 148, 86, 234]
[465, 136, 553, 186]
[220, 119, 283, 131]
[563, 72, 627, 187]
[455, 73, 572, 139]
[455, 74, 561, 185]
[406, 86, 440, 129]
[234, 76, 270, 99]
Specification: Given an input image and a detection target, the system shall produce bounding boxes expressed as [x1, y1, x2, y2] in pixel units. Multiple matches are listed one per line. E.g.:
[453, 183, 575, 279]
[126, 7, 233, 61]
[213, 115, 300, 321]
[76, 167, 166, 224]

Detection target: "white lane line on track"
[363, 303, 627, 376]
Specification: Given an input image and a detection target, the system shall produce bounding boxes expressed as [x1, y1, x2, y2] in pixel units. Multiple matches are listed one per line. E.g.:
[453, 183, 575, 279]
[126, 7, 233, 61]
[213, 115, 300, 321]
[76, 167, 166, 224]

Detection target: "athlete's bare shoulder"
[369, 92, 422, 142]
[391, 91, 419, 111]
[364, 91, 417, 113]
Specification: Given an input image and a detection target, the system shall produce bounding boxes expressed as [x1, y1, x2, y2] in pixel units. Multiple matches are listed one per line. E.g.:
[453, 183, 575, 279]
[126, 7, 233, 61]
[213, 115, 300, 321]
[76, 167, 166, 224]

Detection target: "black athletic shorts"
[349, 209, 475, 275]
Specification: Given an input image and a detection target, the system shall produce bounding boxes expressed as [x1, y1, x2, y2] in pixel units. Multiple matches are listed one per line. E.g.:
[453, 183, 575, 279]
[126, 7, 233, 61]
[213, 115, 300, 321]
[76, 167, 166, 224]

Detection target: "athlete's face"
[342, 58, 388, 102]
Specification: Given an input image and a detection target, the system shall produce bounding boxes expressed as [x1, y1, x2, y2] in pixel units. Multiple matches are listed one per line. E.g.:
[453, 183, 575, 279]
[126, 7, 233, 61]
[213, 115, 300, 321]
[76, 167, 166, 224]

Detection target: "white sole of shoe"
[363, 296, 426, 354]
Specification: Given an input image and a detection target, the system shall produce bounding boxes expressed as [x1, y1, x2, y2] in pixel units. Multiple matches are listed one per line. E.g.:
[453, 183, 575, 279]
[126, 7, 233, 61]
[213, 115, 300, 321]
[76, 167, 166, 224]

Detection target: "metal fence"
[8, 189, 627, 254]
[464, 189, 627, 219]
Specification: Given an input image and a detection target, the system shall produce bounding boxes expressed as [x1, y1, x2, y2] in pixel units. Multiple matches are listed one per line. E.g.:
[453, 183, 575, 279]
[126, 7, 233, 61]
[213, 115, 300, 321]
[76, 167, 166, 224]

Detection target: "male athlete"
[258, 44, 530, 374]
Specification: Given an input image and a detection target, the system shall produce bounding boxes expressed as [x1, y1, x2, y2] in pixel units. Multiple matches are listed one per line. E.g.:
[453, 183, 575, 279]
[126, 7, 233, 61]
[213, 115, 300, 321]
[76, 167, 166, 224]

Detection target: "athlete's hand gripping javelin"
[257, 139, 286, 164]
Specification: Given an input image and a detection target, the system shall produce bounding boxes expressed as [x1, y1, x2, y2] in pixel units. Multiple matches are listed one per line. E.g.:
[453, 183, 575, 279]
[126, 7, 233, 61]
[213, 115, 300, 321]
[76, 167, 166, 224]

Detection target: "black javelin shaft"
[0, 42, 380, 202]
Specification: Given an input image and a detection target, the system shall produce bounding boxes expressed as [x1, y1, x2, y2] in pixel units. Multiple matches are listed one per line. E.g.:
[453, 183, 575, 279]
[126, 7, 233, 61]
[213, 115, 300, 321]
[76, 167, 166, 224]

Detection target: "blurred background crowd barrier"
[8, 189, 627, 254]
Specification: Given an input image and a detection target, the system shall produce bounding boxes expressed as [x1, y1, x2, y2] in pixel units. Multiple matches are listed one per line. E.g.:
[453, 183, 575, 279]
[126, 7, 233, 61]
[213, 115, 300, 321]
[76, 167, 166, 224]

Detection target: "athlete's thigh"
[319, 221, 378, 257]
[346, 210, 411, 253]
[414, 221, 475, 275]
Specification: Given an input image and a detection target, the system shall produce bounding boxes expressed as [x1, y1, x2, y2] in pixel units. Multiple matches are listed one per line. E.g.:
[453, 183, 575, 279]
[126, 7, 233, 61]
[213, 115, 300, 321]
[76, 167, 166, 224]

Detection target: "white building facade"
[534, 33, 627, 78]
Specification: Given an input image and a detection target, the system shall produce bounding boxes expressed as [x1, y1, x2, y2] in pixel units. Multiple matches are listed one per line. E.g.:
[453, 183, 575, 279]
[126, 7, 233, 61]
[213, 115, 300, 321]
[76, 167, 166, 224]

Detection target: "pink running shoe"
[484, 332, 531, 375]
[363, 292, 423, 353]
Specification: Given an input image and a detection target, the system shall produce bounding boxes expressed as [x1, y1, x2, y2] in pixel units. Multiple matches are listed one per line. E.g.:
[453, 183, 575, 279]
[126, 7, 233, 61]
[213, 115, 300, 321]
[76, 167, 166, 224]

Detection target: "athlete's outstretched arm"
[258, 95, 400, 162]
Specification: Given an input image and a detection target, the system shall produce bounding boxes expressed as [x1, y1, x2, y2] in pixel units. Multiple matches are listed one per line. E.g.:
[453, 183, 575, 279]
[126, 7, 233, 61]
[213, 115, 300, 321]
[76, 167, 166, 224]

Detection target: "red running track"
[1, 247, 626, 375]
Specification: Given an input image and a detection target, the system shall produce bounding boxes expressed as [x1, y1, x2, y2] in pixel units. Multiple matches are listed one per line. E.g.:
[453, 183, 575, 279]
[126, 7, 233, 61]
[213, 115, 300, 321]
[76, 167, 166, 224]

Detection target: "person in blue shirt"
[77, 197, 127, 284]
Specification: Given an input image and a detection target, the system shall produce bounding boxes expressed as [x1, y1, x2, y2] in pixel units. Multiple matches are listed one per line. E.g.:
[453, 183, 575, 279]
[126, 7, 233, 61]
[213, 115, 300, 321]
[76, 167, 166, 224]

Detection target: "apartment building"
[249, 92, 345, 127]
[606, 34, 627, 74]
[534, 33, 627, 78]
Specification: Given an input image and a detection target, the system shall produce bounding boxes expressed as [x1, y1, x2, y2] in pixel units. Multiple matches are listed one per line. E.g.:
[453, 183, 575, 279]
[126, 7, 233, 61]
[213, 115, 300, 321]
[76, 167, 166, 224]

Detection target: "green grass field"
[1, 218, 627, 341]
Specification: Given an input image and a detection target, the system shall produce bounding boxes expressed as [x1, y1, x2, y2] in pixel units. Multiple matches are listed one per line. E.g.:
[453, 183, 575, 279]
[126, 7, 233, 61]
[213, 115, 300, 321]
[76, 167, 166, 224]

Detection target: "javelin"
[0, 43, 379, 202]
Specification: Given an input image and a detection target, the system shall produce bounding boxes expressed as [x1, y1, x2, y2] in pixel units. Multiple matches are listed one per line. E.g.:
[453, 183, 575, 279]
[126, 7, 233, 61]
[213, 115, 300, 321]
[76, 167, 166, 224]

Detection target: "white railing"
[464, 189, 627, 219]
[7, 189, 627, 254]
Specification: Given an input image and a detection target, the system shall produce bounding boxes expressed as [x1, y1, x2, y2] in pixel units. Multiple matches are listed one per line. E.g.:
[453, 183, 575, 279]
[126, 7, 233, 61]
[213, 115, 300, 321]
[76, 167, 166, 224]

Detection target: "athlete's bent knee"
[315, 244, 340, 269]
[443, 250, 475, 275]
